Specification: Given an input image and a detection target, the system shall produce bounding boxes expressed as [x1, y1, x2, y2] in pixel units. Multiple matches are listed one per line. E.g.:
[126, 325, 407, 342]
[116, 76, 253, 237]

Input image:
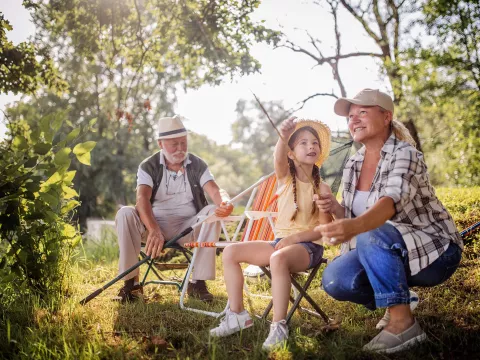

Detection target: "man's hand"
[314, 219, 361, 245]
[274, 234, 298, 250]
[145, 229, 165, 258]
[215, 201, 234, 217]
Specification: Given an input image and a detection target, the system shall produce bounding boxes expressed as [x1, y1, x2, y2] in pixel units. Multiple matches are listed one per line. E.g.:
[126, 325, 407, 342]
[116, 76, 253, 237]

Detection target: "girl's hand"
[313, 184, 336, 214]
[279, 117, 297, 140]
[314, 219, 361, 245]
[274, 235, 298, 250]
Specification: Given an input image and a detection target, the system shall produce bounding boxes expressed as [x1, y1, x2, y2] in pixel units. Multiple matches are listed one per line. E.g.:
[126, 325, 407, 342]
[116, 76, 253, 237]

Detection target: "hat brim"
[288, 119, 331, 167]
[334, 98, 380, 117]
[157, 129, 189, 140]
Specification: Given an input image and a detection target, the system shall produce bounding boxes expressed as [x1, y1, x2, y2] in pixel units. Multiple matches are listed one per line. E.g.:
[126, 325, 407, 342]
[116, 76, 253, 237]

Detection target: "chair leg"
[287, 267, 330, 324]
[257, 266, 296, 321]
[256, 265, 330, 324]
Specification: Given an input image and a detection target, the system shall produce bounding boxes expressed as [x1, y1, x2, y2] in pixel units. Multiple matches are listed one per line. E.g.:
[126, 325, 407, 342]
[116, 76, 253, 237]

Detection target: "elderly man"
[115, 115, 233, 302]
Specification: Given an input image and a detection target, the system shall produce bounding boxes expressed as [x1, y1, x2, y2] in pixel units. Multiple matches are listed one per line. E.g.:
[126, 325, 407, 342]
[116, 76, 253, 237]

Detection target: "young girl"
[209, 117, 332, 350]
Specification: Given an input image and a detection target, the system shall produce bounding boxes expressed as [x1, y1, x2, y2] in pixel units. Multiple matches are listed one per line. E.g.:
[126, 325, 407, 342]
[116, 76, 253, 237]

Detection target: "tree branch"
[290, 92, 339, 113]
[339, 0, 381, 43]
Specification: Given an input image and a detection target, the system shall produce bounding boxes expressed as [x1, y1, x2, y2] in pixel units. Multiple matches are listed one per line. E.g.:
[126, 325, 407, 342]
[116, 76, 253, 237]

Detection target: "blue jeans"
[322, 223, 462, 309]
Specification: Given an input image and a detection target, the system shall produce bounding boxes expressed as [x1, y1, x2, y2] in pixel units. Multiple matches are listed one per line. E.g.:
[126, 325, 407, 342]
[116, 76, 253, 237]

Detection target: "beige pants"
[115, 205, 219, 281]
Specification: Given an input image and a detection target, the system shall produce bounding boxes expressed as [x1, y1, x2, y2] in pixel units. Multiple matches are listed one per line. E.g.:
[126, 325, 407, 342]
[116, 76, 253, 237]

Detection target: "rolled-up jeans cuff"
[375, 292, 410, 308]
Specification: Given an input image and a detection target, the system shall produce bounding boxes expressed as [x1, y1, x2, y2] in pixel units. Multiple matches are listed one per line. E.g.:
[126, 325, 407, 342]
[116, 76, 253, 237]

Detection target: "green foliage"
[437, 187, 480, 229]
[35, 0, 280, 88]
[0, 13, 66, 95]
[2, 0, 280, 229]
[0, 111, 95, 307]
[397, 0, 480, 185]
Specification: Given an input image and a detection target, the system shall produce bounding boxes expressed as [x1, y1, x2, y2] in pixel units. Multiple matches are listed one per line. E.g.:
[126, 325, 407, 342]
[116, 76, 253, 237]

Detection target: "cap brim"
[334, 98, 376, 117]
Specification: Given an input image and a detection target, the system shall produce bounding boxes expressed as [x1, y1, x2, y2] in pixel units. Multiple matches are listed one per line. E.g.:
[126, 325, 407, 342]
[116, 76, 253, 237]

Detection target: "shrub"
[0, 112, 95, 307]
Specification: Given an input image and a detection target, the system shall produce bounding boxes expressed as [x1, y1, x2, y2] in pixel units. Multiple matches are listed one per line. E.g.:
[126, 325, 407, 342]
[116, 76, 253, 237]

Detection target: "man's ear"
[157, 139, 163, 149]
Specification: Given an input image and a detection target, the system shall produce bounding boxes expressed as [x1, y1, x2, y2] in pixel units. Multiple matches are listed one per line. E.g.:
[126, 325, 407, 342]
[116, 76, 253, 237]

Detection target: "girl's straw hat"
[288, 119, 331, 167]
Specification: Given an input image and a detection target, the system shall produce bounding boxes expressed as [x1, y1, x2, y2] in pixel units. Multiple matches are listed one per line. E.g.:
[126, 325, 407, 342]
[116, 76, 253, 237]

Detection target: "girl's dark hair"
[287, 127, 321, 221]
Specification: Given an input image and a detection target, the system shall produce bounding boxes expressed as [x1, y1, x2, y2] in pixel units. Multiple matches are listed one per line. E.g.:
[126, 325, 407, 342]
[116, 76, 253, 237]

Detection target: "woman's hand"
[274, 235, 298, 250]
[314, 219, 362, 245]
[279, 117, 297, 140]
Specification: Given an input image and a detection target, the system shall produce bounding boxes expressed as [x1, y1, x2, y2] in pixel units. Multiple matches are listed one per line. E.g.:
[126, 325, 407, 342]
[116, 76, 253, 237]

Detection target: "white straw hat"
[157, 115, 188, 139]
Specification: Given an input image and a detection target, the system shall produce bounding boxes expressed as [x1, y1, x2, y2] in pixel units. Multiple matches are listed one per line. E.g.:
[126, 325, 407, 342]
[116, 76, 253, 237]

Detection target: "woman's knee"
[321, 264, 345, 300]
[356, 222, 406, 256]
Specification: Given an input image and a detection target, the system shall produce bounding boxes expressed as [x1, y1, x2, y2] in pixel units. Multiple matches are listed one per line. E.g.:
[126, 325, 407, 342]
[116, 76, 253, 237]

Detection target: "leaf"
[0, 273, 16, 284]
[34, 143, 52, 155]
[65, 127, 80, 143]
[89, 118, 97, 127]
[62, 185, 78, 199]
[61, 199, 79, 215]
[42, 172, 62, 188]
[13, 136, 28, 150]
[73, 141, 96, 155]
[17, 250, 28, 264]
[70, 235, 82, 247]
[63, 171, 76, 185]
[24, 156, 38, 168]
[75, 152, 91, 166]
[54, 147, 71, 166]
[51, 112, 64, 132]
[62, 223, 77, 238]
[39, 192, 59, 208]
[40, 115, 51, 134]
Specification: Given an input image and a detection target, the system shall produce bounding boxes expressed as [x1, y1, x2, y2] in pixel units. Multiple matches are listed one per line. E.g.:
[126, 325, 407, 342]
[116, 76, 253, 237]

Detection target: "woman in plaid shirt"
[313, 89, 463, 354]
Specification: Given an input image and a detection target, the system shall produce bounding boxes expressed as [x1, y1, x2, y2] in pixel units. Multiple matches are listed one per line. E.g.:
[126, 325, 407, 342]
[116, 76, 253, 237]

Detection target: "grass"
[1, 191, 480, 359]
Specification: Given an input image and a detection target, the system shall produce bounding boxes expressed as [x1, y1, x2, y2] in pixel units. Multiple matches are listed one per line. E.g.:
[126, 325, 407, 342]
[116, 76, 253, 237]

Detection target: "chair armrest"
[196, 215, 244, 223]
[244, 211, 278, 220]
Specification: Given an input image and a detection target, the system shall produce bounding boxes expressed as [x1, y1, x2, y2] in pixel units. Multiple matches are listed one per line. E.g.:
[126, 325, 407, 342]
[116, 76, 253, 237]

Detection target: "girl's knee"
[222, 244, 241, 264]
[269, 251, 288, 270]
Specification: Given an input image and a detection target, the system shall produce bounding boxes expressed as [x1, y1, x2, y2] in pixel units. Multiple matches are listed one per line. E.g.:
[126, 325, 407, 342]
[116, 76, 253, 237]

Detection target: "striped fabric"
[241, 175, 278, 242]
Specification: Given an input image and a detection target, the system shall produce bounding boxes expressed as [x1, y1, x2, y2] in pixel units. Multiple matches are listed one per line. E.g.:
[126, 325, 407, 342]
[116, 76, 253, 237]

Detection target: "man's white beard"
[163, 150, 187, 165]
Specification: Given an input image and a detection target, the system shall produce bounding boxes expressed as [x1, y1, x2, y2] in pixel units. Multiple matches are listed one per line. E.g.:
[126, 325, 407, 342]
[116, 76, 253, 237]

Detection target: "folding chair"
[134, 173, 285, 318]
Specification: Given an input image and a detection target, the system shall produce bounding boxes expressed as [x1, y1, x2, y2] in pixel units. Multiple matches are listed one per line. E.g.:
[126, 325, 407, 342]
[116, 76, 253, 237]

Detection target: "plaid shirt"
[340, 134, 463, 276]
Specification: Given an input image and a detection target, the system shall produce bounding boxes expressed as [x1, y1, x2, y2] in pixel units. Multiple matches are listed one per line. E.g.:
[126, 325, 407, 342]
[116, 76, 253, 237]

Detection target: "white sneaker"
[262, 319, 289, 351]
[376, 290, 420, 330]
[209, 309, 253, 337]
